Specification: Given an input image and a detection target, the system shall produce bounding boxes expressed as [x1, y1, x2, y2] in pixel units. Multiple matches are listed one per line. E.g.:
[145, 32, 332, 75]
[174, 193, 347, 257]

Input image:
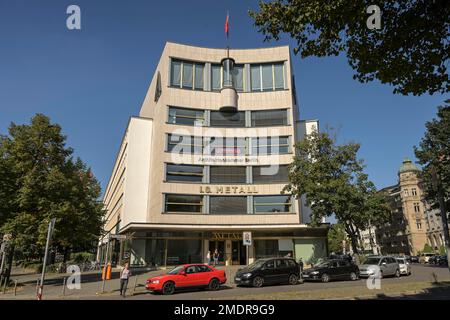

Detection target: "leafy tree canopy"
[0, 114, 105, 259]
[249, 0, 449, 96]
[414, 100, 450, 211]
[284, 130, 391, 253]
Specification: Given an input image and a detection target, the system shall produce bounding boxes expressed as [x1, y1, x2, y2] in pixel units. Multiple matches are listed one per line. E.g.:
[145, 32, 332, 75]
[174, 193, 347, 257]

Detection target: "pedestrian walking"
[298, 258, 304, 273]
[206, 251, 211, 265]
[119, 263, 131, 297]
[213, 249, 219, 266]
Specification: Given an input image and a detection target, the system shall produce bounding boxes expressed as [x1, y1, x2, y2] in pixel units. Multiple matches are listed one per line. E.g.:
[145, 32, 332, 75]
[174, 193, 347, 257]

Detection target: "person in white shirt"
[119, 263, 131, 297]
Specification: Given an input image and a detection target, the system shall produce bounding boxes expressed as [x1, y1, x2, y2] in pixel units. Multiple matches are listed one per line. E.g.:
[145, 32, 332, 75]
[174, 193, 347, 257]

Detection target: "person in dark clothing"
[298, 258, 304, 273]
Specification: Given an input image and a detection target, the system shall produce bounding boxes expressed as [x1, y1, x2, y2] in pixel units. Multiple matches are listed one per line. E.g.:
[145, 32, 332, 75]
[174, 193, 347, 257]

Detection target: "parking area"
[1, 263, 449, 300]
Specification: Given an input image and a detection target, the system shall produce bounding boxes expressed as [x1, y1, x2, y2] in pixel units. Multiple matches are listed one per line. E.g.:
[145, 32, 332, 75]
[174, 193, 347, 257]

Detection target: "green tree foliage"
[249, 0, 449, 96]
[284, 130, 391, 253]
[0, 114, 105, 260]
[414, 100, 450, 212]
[328, 223, 347, 253]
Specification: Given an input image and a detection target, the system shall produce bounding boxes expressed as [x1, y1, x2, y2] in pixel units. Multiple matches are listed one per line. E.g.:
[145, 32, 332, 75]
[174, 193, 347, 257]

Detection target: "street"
[1, 263, 449, 300]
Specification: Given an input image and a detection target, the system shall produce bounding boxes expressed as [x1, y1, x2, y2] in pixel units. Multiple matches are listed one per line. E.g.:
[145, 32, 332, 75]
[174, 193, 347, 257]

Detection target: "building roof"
[398, 158, 420, 174]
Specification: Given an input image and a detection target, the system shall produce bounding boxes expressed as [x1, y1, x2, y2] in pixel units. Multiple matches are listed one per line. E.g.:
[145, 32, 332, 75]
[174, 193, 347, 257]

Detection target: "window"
[167, 240, 202, 264]
[275, 259, 288, 268]
[208, 137, 246, 156]
[210, 110, 245, 127]
[251, 109, 288, 127]
[210, 166, 246, 184]
[404, 189, 409, 196]
[255, 240, 279, 259]
[253, 195, 292, 213]
[416, 219, 422, 229]
[264, 260, 275, 269]
[232, 64, 244, 91]
[170, 59, 204, 90]
[412, 188, 417, 196]
[211, 64, 221, 91]
[166, 164, 204, 183]
[250, 62, 285, 92]
[168, 107, 205, 126]
[252, 165, 289, 183]
[210, 196, 247, 214]
[414, 202, 420, 213]
[167, 134, 203, 154]
[251, 136, 290, 155]
[165, 194, 203, 213]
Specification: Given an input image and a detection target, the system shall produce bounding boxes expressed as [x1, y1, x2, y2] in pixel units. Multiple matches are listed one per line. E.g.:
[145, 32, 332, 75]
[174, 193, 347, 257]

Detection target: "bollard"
[62, 277, 66, 296]
[14, 280, 18, 296]
[132, 276, 139, 295]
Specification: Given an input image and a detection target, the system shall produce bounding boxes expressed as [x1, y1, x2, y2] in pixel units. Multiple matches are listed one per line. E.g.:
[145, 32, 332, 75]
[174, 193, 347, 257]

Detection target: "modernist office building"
[100, 42, 328, 267]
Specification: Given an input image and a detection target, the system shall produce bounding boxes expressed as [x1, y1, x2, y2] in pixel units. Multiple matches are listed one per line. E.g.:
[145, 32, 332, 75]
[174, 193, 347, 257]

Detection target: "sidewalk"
[0, 265, 242, 300]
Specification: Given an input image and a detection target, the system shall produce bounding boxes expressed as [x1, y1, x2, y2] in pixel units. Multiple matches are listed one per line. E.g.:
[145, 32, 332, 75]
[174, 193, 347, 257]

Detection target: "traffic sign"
[243, 232, 252, 246]
[110, 234, 127, 240]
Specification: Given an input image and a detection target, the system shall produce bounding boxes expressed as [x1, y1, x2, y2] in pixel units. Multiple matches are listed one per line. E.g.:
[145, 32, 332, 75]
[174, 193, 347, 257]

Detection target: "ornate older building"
[98, 42, 328, 267]
[375, 158, 447, 255]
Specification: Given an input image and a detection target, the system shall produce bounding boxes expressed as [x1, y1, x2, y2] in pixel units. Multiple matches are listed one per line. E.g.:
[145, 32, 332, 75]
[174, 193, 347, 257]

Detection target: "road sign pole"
[101, 233, 111, 293]
[37, 218, 56, 300]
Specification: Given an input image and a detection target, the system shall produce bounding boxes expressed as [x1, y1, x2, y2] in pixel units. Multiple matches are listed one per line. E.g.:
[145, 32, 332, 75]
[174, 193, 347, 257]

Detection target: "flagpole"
[226, 10, 229, 58]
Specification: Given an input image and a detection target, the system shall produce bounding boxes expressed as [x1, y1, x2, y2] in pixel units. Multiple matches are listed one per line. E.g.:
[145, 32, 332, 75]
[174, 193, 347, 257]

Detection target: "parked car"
[234, 257, 301, 287]
[145, 264, 226, 295]
[428, 255, 437, 264]
[419, 253, 435, 264]
[302, 259, 360, 283]
[359, 256, 400, 278]
[436, 255, 448, 266]
[410, 256, 419, 263]
[395, 257, 411, 276]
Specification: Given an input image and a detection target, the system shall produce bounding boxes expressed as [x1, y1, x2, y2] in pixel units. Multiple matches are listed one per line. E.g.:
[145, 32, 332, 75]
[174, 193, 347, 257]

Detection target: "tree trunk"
[344, 223, 359, 254]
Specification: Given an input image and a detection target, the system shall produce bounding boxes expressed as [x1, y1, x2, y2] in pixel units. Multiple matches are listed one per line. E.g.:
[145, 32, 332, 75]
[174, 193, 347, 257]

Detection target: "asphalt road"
[104, 264, 450, 300]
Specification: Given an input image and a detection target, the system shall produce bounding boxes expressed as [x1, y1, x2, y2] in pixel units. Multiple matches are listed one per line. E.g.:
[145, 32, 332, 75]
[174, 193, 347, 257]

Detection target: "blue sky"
[0, 0, 447, 195]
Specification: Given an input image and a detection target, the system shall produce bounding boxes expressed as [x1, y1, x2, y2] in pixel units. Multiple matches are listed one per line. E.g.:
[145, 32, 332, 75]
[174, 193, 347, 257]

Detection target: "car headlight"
[310, 271, 319, 275]
[367, 270, 375, 275]
[242, 273, 252, 278]
[152, 280, 160, 284]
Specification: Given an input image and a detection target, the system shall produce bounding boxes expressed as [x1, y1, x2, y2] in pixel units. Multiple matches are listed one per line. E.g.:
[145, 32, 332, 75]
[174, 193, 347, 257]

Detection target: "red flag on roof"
[225, 13, 229, 38]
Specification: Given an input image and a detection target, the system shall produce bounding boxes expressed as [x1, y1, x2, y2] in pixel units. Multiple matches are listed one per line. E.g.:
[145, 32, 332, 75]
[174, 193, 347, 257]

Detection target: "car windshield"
[168, 266, 185, 275]
[364, 258, 381, 265]
[247, 260, 267, 270]
[396, 259, 405, 264]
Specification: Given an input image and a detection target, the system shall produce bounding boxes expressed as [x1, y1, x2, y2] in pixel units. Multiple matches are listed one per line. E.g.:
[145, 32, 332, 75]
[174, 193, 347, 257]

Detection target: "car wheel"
[208, 278, 220, 291]
[349, 272, 357, 281]
[321, 273, 329, 283]
[288, 274, 299, 285]
[395, 269, 400, 278]
[162, 281, 175, 295]
[252, 276, 264, 288]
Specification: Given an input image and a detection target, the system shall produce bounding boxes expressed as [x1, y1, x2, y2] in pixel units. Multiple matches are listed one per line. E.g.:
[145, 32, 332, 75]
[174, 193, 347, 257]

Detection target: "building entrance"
[232, 240, 247, 265]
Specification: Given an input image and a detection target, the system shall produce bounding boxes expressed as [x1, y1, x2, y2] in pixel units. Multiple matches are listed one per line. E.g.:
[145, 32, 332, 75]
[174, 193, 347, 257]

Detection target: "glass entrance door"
[208, 240, 225, 265]
[232, 241, 247, 265]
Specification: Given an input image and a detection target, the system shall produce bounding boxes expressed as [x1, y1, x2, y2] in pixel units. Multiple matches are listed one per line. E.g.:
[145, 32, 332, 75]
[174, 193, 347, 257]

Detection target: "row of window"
[170, 59, 285, 92]
[164, 194, 293, 214]
[168, 106, 289, 127]
[167, 134, 290, 156]
[165, 163, 289, 184]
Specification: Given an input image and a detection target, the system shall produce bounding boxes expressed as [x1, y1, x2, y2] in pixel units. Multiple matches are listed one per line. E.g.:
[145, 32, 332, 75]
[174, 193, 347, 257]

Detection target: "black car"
[428, 255, 437, 264]
[436, 255, 448, 266]
[234, 258, 301, 287]
[410, 256, 419, 263]
[302, 259, 360, 283]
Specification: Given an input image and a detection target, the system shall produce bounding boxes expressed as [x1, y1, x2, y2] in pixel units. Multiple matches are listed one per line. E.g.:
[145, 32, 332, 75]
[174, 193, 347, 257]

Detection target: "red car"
[146, 264, 227, 295]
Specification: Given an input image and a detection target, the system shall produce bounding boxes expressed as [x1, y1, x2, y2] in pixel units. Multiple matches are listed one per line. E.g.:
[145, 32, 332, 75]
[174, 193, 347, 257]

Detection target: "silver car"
[359, 256, 400, 278]
[395, 257, 411, 276]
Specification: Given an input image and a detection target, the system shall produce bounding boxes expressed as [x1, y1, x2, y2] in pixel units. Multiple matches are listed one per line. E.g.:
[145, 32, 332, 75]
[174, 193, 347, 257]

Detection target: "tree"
[249, 0, 449, 96]
[284, 130, 391, 253]
[328, 223, 347, 253]
[0, 114, 105, 262]
[414, 100, 450, 211]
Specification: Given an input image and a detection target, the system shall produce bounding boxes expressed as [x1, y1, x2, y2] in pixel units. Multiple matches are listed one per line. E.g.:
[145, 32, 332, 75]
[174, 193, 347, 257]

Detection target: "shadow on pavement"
[356, 281, 450, 300]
